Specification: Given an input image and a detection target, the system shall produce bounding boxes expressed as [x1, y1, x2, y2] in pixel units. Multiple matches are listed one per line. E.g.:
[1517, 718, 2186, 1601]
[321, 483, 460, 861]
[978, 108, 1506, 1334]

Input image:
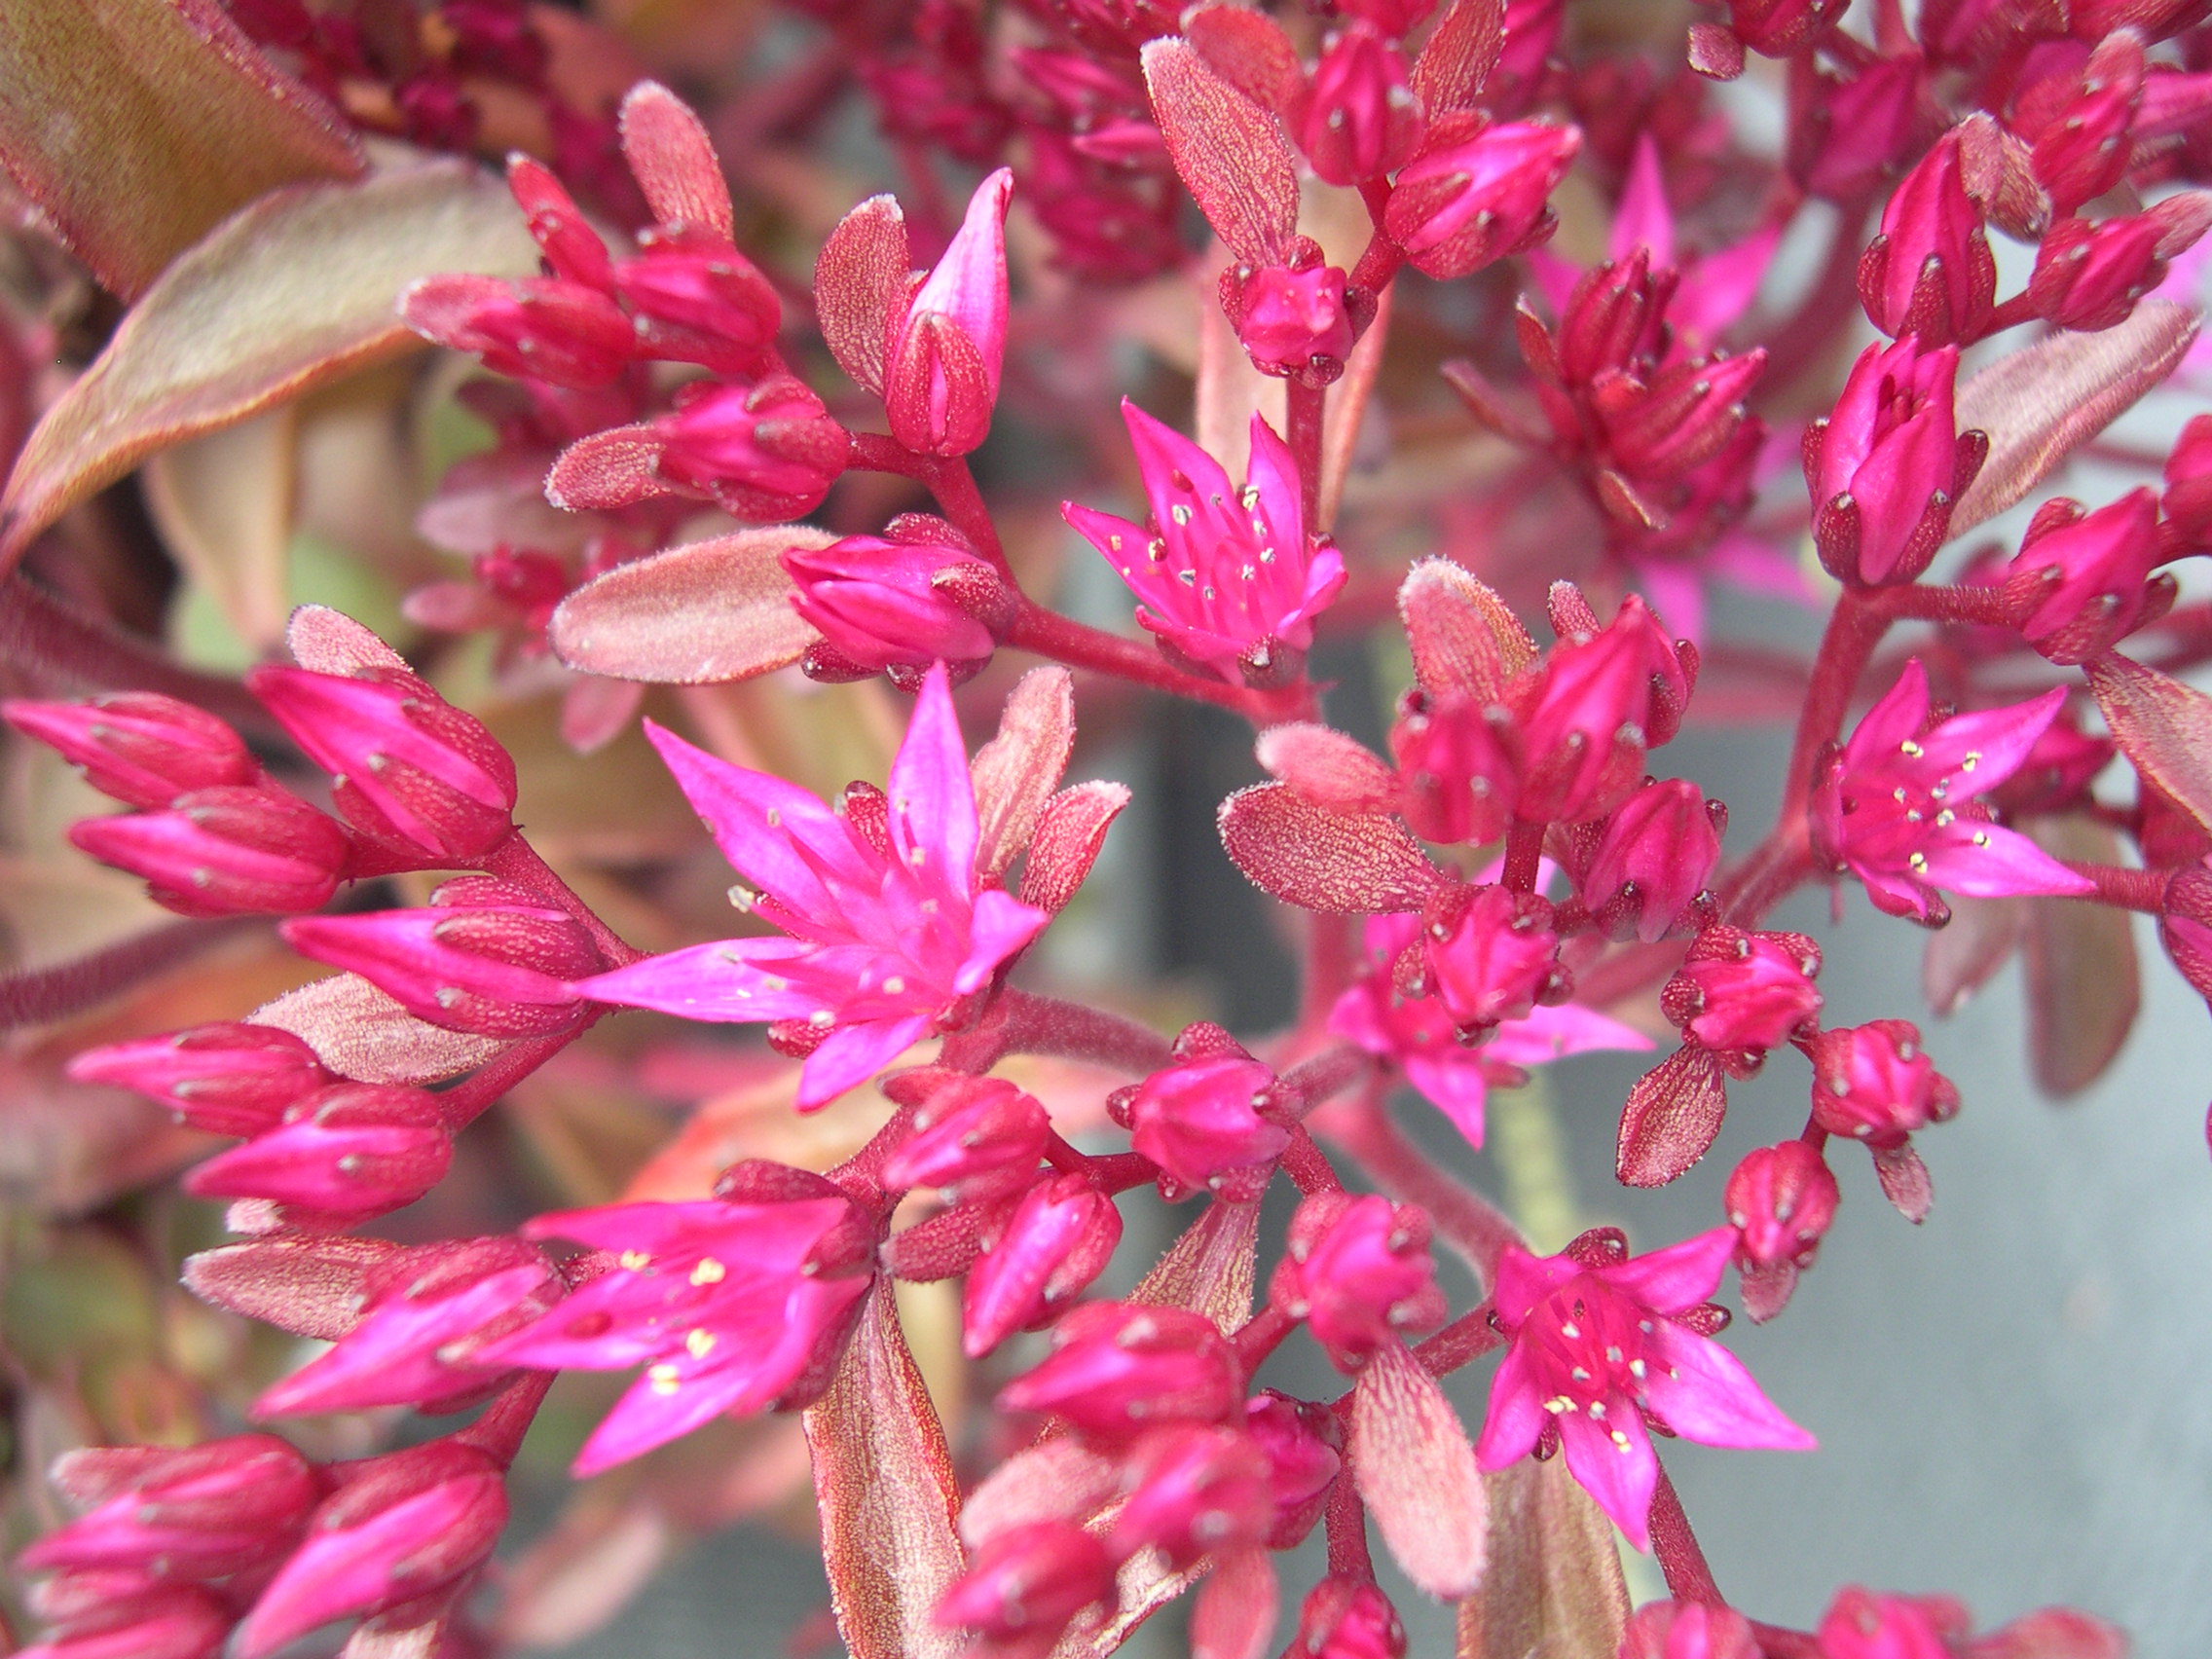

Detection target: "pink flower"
[1420, 882, 1564, 1033]
[1285, 1577, 1406, 1659]
[782, 523, 1006, 682]
[1807, 1020, 1960, 1146]
[1510, 594, 1693, 823]
[1664, 926, 1823, 1066]
[1806, 338, 1983, 586]
[1271, 1192, 1447, 1371]
[882, 1074, 1051, 1201]
[1621, 1600, 1761, 1659]
[614, 233, 782, 377]
[66, 1023, 332, 1138]
[1575, 778, 1725, 942]
[574, 664, 1050, 1108]
[481, 1173, 873, 1472]
[997, 1302, 1242, 1442]
[962, 1173, 1124, 1355]
[20, 1436, 317, 1579]
[1108, 1024, 1288, 1201]
[1229, 259, 1358, 385]
[251, 1237, 563, 1418]
[887, 168, 1014, 456]
[281, 879, 601, 1039]
[2030, 214, 2168, 333]
[2027, 34, 2143, 216]
[1064, 401, 1346, 684]
[934, 1521, 1117, 1659]
[1810, 660, 2096, 923]
[233, 1441, 506, 1659]
[1475, 1226, 1814, 1547]
[68, 787, 348, 919]
[1330, 912, 1649, 1147]
[1858, 134, 1996, 345]
[1384, 114, 1581, 279]
[1724, 1139, 1840, 1322]
[1999, 490, 2172, 666]
[2, 693, 257, 809]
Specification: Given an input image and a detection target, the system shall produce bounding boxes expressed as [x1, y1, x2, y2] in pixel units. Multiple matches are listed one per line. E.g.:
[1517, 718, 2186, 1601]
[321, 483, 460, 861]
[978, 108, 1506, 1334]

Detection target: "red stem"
[438, 1023, 598, 1128]
[1411, 1305, 1503, 1377]
[1322, 1463, 1377, 1580]
[452, 1371, 555, 1467]
[1500, 820, 1546, 893]
[1286, 380, 1326, 528]
[991, 988, 1174, 1074]
[0, 917, 266, 1032]
[2061, 860, 2170, 912]
[1281, 1125, 1346, 1195]
[1278, 1043, 1376, 1120]
[1006, 599, 1276, 717]
[1648, 1466, 1724, 1605]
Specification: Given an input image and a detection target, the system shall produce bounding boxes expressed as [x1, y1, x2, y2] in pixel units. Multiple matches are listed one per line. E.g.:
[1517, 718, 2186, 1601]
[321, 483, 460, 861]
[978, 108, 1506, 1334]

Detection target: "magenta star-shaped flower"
[1475, 1226, 1813, 1547]
[1063, 400, 1346, 683]
[576, 663, 1049, 1105]
[1811, 660, 2096, 923]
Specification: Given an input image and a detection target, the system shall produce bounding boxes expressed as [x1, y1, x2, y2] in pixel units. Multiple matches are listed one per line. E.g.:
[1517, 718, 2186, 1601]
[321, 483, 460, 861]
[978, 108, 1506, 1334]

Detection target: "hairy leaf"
[1017, 782, 1130, 915]
[1351, 1340, 1488, 1599]
[1950, 301, 2196, 535]
[1412, 0, 1506, 116]
[817, 195, 910, 396]
[0, 0, 360, 298]
[1922, 893, 2024, 1017]
[2087, 652, 2212, 833]
[251, 974, 515, 1085]
[1218, 784, 1441, 913]
[1255, 722, 1399, 815]
[971, 667, 1076, 880]
[1399, 557, 1534, 695]
[618, 81, 733, 240]
[2023, 817, 2139, 1097]
[1141, 39, 1298, 267]
[803, 1278, 967, 1659]
[1, 159, 540, 568]
[182, 1235, 400, 1340]
[1615, 1044, 1728, 1187]
[1183, 6, 1303, 112]
[549, 529, 834, 683]
[1191, 1549, 1277, 1659]
[1131, 1198, 1262, 1335]
[1456, 1456, 1628, 1659]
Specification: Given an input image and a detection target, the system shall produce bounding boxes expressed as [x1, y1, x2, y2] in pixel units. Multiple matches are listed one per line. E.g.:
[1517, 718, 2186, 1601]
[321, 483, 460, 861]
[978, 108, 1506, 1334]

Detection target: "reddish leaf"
[182, 1235, 399, 1340]
[957, 1439, 1120, 1546]
[286, 603, 409, 675]
[1683, 20, 1745, 80]
[1922, 894, 2024, 1017]
[618, 81, 734, 240]
[1412, 0, 1506, 116]
[544, 424, 676, 511]
[1218, 784, 1441, 913]
[1191, 1548, 1277, 1659]
[549, 529, 834, 683]
[1950, 300, 2196, 535]
[816, 195, 911, 397]
[1255, 722, 1400, 814]
[1131, 1198, 1262, 1335]
[0, 158, 540, 569]
[1615, 1045, 1728, 1187]
[1456, 1456, 1629, 1659]
[1955, 112, 2048, 240]
[250, 975, 516, 1085]
[2086, 652, 2212, 833]
[1350, 1340, 1488, 1600]
[1870, 1139, 1935, 1224]
[1017, 782, 1131, 914]
[1398, 557, 1534, 696]
[802, 1277, 967, 1659]
[970, 667, 1076, 881]
[1141, 39, 1299, 267]
[0, 0, 360, 299]
[2022, 818, 2139, 1097]
[1183, 6, 1304, 113]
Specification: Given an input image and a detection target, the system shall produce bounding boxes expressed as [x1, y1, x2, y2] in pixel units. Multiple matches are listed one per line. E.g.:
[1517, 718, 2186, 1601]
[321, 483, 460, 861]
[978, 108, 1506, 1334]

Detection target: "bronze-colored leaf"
[182, 1235, 399, 1340]
[802, 1277, 968, 1659]
[1351, 1340, 1488, 1599]
[1412, 0, 1506, 116]
[141, 404, 298, 655]
[1, 158, 541, 569]
[2086, 651, 2212, 833]
[1217, 784, 1442, 914]
[1130, 1198, 1261, 1335]
[549, 528, 834, 683]
[2022, 819, 2139, 1097]
[1615, 1045, 1728, 1188]
[816, 195, 910, 396]
[1140, 39, 1298, 267]
[1456, 1456, 1629, 1659]
[1922, 894, 2024, 1017]
[0, 0, 360, 299]
[971, 667, 1076, 881]
[250, 974, 516, 1084]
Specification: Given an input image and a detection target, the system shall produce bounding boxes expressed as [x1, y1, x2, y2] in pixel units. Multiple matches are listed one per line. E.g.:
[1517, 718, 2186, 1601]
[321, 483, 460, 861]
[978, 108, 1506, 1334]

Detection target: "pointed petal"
[908, 168, 1012, 397]
[955, 888, 1050, 994]
[1597, 1226, 1735, 1313]
[1122, 399, 1236, 549]
[1640, 1323, 1816, 1452]
[888, 663, 979, 898]
[577, 938, 826, 1022]
[1487, 1002, 1654, 1067]
[1474, 1337, 1548, 1468]
[1610, 135, 1675, 268]
[1555, 1409, 1658, 1551]
[1846, 659, 1933, 767]
[1917, 824, 2096, 899]
[1920, 686, 2066, 783]
[643, 720, 849, 910]
[1242, 413, 1306, 549]
[798, 1014, 931, 1108]
[1491, 1243, 1582, 1327]
[1404, 1052, 1492, 1149]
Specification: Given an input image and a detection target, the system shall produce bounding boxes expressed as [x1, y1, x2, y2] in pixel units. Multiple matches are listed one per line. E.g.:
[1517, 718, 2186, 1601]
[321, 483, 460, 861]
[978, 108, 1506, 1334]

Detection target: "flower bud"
[887, 168, 1013, 457]
[1227, 260, 1358, 386]
[1272, 1193, 1446, 1371]
[1419, 883, 1562, 1035]
[1243, 1391, 1342, 1550]
[1555, 249, 1675, 385]
[2028, 214, 2165, 332]
[247, 664, 518, 860]
[2000, 489, 2171, 666]
[1383, 115, 1580, 279]
[614, 232, 782, 376]
[933, 1521, 1117, 1653]
[17, 1583, 231, 1659]
[65, 1022, 332, 1138]
[882, 1075, 1051, 1201]
[997, 1302, 1242, 1441]
[784, 531, 1004, 682]
[962, 1174, 1124, 1357]
[1577, 779, 1724, 942]
[1106, 1424, 1273, 1567]
[1619, 1599, 1761, 1659]
[1807, 1019, 1959, 1145]
[1858, 133, 1996, 344]
[1108, 1027, 1288, 1201]
[1300, 24, 1424, 187]
[1806, 338, 1982, 587]
[1511, 594, 1694, 822]
[1790, 55, 1923, 202]
[252, 1236, 563, 1418]
[1723, 1140, 1839, 1321]
[653, 374, 848, 522]
[1664, 927, 1823, 1067]
[2161, 413, 2212, 545]
[1595, 350, 1766, 482]
[2028, 34, 2143, 217]
[69, 787, 348, 918]
[504, 157, 610, 290]
[1816, 1589, 1968, 1659]
[233, 1441, 506, 1659]
[401, 274, 637, 388]
[21, 1435, 317, 1579]
[183, 1084, 453, 1222]
[280, 883, 600, 1040]
[3, 694, 256, 808]
[1285, 1577, 1407, 1659]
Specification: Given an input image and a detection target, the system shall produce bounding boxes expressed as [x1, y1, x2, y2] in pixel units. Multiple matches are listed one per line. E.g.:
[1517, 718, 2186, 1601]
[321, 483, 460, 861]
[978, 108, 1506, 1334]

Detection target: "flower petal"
[798, 1013, 931, 1108]
[1597, 1226, 1735, 1313]
[888, 662, 979, 900]
[1556, 1407, 1658, 1551]
[1640, 1321, 1817, 1453]
[1472, 1336, 1547, 1469]
[956, 887, 1051, 994]
[576, 937, 825, 1022]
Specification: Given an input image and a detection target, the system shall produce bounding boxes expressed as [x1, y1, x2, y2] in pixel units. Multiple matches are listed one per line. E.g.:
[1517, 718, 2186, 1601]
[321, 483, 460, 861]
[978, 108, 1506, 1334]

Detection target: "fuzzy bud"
[785, 530, 1005, 682]
[2000, 489, 2172, 666]
[1109, 1024, 1288, 1202]
[1665, 927, 1823, 1068]
[1619, 1599, 1762, 1659]
[1420, 883, 1563, 1035]
[653, 374, 849, 521]
[887, 168, 1013, 457]
[933, 1521, 1117, 1654]
[1858, 134, 1996, 345]
[1723, 1140, 1840, 1322]
[3, 694, 257, 809]
[1105, 1424, 1273, 1567]
[961, 1174, 1124, 1356]
[1272, 1192, 1447, 1371]
[65, 1023, 332, 1138]
[1578, 779, 1724, 942]
[615, 232, 783, 375]
[68, 788, 348, 918]
[1384, 114, 1580, 279]
[1807, 1019, 1959, 1146]
[182, 1084, 453, 1222]
[1285, 1577, 1408, 1659]
[1300, 24, 1424, 187]
[1243, 1391, 1342, 1550]
[882, 1075, 1051, 1202]
[1229, 259, 1358, 386]
[997, 1302, 1242, 1441]
[21, 1435, 317, 1580]
[1806, 338, 1982, 587]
